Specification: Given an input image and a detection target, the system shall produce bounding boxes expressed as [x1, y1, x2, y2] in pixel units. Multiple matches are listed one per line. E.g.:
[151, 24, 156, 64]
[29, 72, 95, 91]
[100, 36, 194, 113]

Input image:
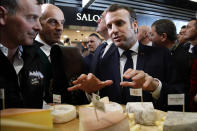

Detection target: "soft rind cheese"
[79, 107, 130, 131]
[105, 102, 123, 113]
[50, 104, 76, 124]
[163, 111, 197, 131]
[126, 102, 155, 125]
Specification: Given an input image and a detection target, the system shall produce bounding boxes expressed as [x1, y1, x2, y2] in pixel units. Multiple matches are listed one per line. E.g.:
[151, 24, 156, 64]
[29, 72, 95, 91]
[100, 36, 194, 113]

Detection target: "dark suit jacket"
[0, 50, 23, 109]
[89, 43, 178, 111]
[190, 59, 197, 112]
[0, 45, 49, 109]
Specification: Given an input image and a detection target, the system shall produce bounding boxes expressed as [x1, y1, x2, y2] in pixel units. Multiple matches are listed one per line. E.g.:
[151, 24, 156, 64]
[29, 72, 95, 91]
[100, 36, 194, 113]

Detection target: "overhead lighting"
[63, 35, 68, 38]
[189, 0, 197, 2]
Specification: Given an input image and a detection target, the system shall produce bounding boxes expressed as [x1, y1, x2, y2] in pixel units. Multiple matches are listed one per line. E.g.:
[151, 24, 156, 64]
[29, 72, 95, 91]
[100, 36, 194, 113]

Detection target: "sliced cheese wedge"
[0, 108, 53, 128]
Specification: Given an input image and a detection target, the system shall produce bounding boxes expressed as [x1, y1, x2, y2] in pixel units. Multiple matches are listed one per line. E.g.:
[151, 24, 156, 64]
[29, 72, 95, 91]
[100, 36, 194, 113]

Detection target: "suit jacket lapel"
[102, 44, 121, 85]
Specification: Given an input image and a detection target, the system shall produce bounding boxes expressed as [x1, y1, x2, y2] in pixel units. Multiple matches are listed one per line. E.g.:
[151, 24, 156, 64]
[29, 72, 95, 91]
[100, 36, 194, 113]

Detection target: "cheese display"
[79, 107, 130, 131]
[126, 102, 155, 125]
[49, 104, 77, 124]
[127, 109, 166, 131]
[0, 108, 53, 131]
[163, 111, 197, 131]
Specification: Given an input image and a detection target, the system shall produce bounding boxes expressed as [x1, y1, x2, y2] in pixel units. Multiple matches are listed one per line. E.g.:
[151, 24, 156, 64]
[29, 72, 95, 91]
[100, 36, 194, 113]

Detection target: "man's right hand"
[67, 73, 113, 93]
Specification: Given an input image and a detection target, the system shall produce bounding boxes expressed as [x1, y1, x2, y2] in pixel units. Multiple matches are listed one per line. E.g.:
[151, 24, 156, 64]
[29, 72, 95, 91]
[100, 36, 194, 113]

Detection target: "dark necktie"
[99, 42, 108, 59]
[123, 50, 133, 73]
[122, 50, 134, 104]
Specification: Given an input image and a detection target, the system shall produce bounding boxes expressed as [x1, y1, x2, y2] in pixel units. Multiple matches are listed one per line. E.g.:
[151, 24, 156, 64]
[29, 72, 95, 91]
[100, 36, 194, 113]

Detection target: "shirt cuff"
[151, 78, 162, 100]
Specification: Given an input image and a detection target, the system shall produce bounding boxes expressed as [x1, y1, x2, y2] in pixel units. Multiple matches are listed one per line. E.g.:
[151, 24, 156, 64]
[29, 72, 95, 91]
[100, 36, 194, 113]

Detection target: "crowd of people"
[0, 0, 197, 112]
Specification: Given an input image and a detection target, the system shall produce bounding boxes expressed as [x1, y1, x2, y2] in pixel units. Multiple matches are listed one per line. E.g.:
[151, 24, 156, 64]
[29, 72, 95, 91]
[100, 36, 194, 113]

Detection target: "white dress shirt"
[102, 39, 113, 58]
[0, 44, 23, 75]
[35, 35, 52, 62]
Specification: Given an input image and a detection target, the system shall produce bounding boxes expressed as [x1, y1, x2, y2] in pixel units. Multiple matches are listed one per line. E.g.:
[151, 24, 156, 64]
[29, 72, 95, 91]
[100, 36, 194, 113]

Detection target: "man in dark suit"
[35, 4, 87, 105]
[33, 4, 65, 105]
[84, 33, 101, 72]
[68, 4, 175, 111]
[150, 19, 189, 111]
[183, 19, 197, 58]
[0, 0, 44, 109]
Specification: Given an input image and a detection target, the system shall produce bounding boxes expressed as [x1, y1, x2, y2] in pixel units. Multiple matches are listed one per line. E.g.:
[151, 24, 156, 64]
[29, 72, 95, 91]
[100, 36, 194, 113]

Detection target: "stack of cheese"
[163, 111, 197, 131]
[49, 104, 77, 124]
[0, 108, 54, 131]
[126, 102, 155, 126]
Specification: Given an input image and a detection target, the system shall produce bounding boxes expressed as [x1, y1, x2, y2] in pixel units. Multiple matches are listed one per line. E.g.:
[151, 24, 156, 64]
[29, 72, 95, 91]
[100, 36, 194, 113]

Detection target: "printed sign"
[0, 89, 4, 99]
[168, 94, 184, 105]
[53, 94, 61, 104]
[130, 88, 142, 96]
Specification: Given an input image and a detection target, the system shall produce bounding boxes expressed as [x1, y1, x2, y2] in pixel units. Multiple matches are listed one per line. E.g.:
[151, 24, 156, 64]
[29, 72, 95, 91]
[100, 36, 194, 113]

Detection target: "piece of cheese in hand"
[50, 104, 76, 124]
[79, 107, 130, 131]
[126, 102, 155, 125]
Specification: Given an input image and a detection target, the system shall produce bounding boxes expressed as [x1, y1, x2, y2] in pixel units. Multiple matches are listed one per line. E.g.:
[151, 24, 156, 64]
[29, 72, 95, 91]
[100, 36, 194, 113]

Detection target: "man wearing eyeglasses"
[33, 4, 65, 105]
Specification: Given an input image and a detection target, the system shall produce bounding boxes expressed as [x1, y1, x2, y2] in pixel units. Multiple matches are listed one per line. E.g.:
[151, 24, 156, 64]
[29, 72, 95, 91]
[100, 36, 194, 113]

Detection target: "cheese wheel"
[50, 104, 76, 124]
[126, 102, 155, 125]
[105, 102, 123, 113]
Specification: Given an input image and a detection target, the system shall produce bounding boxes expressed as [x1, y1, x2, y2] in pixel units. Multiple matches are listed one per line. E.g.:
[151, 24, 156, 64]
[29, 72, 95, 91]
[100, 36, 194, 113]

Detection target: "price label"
[168, 94, 184, 105]
[130, 88, 142, 96]
[53, 94, 61, 104]
[0, 89, 5, 99]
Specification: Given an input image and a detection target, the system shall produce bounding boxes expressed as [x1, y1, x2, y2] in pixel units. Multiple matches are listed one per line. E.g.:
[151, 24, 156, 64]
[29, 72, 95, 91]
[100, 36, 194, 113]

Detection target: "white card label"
[53, 94, 61, 103]
[130, 88, 142, 96]
[92, 93, 105, 112]
[0, 89, 5, 99]
[168, 94, 184, 105]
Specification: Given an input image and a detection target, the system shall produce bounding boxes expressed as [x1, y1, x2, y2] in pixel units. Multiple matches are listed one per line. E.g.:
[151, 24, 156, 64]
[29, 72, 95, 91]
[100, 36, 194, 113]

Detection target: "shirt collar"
[106, 39, 113, 46]
[35, 34, 51, 57]
[118, 40, 139, 57]
[0, 43, 23, 58]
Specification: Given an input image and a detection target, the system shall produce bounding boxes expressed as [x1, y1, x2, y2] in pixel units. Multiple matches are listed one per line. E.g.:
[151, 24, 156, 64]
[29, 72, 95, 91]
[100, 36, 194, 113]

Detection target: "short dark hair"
[89, 33, 101, 40]
[1, 0, 43, 14]
[152, 19, 177, 41]
[106, 4, 137, 22]
[190, 18, 197, 29]
[181, 25, 186, 29]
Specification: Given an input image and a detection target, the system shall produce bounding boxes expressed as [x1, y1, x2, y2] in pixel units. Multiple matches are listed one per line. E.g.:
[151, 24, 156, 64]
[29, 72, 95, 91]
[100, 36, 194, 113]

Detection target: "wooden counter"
[54, 119, 79, 131]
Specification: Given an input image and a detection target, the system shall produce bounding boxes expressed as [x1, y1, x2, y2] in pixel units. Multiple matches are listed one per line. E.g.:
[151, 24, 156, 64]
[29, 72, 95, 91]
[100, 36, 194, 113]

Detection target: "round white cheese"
[105, 102, 123, 113]
[50, 104, 76, 124]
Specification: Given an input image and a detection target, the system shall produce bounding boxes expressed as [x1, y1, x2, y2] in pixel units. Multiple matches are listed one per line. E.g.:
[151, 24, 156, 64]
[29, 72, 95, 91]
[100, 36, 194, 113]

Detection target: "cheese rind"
[105, 102, 123, 113]
[0, 109, 53, 128]
[163, 111, 197, 131]
[79, 107, 130, 131]
[0, 108, 53, 131]
[126, 102, 155, 125]
[50, 104, 76, 124]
